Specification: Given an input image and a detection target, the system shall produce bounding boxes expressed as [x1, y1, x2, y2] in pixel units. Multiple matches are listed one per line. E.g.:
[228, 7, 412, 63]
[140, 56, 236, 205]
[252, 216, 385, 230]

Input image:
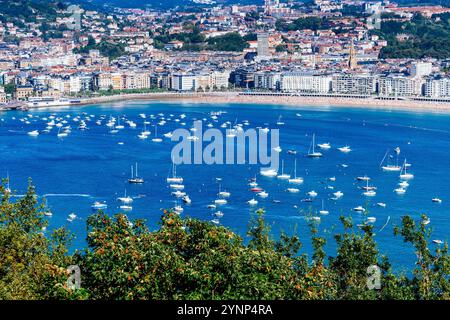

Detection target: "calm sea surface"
[1, 100, 449, 272]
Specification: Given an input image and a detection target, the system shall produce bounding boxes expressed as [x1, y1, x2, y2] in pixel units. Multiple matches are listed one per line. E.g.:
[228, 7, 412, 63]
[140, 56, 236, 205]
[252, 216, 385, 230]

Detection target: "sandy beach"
[17, 91, 450, 114]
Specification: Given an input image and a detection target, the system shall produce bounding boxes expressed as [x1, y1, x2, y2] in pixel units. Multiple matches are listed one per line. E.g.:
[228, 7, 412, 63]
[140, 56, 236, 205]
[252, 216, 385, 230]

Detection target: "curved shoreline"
[14, 91, 450, 114]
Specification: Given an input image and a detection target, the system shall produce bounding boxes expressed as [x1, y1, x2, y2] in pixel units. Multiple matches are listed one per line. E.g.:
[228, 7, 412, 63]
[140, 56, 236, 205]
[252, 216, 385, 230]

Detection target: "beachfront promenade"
[2, 91, 450, 113]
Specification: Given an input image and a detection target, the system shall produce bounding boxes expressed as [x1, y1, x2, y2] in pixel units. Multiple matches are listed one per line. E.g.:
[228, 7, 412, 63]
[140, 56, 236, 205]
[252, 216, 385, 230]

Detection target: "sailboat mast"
[294, 159, 297, 178]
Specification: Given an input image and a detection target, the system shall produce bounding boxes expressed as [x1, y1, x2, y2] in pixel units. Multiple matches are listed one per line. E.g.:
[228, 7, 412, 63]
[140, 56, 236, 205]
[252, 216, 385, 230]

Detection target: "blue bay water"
[1, 100, 449, 273]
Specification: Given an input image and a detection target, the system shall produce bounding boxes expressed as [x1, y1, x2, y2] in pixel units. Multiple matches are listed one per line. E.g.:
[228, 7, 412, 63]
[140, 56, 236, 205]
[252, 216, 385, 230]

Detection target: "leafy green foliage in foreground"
[0, 180, 449, 300]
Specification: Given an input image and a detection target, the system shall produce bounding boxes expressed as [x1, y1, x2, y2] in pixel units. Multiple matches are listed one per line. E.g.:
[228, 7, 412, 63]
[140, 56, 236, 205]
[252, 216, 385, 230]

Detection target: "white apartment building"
[424, 77, 450, 97]
[410, 62, 432, 78]
[209, 71, 230, 89]
[378, 75, 421, 96]
[171, 74, 198, 91]
[280, 73, 332, 93]
[124, 72, 151, 90]
[332, 74, 376, 95]
[254, 72, 281, 90]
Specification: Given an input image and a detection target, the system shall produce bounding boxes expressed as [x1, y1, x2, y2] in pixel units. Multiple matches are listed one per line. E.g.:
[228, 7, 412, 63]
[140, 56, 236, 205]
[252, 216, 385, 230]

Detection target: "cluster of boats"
[4, 109, 445, 245]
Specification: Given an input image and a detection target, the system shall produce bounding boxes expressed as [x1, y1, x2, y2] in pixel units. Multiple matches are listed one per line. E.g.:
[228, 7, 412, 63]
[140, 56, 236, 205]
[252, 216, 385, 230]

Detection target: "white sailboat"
[152, 125, 163, 142]
[307, 134, 323, 158]
[277, 160, 291, 179]
[288, 159, 303, 184]
[117, 189, 133, 204]
[362, 180, 376, 197]
[381, 149, 401, 171]
[399, 159, 414, 180]
[319, 199, 329, 215]
[57, 127, 68, 138]
[167, 163, 183, 183]
[128, 163, 144, 184]
[276, 115, 284, 125]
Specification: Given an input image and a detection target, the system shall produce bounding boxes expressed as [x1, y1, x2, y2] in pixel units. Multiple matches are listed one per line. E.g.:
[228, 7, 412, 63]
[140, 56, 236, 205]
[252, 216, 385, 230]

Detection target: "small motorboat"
[182, 195, 192, 204]
[214, 199, 227, 205]
[67, 213, 77, 222]
[27, 130, 39, 136]
[257, 191, 269, 198]
[91, 201, 107, 210]
[338, 146, 351, 153]
[432, 198, 442, 203]
[307, 190, 318, 197]
[214, 211, 224, 218]
[394, 188, 406, 195]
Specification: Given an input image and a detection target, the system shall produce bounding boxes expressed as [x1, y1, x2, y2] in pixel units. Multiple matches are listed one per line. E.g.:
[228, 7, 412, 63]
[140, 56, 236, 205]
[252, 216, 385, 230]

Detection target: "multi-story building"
[15, 85, 34, 100]
[254, 71, 281, 90]
[0, 86, 6, 103]
[332, 74, 377, 95]
[410, 62, 433, 78]
[378, 75, 421, 96]
[124, 72, 151, 90]
[424, 77, 450, 97]
[209, 71, 230, 89]
[171, 73, 197, 91]
[229, 69, 255, 88]
[280, 73, 332, 93]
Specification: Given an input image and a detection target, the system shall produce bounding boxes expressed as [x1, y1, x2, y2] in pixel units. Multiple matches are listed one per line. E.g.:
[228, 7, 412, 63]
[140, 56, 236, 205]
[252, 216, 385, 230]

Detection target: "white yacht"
[276, 115, 284, 125]
[166, 163, 183, 183]
[214, 211, 224, 218]
[128, 163, 144, 184]
[307, 134, 323, 158]
[117, 190, 133, 204]
[27, 130, 39, 136]
[152, 125, 163, 142]
[247, 198, 258, 205]
[260, 168, 278, 177]
[119, 205, 133, 211]
[182, 195, 192, 204]
[67, 213, 77, 222]
[380, 149, 401, 171]
[394, 187, 406, 194]
[338, 145, 352, 153]
[399, 159, 414, 180]
[214, 198, 227, 205]
[317, 142, 331, 150]
[277, 160, 291, 179]
[257, 191, 269, 198]
[319, 200, 329, 215]
[333, 191, 344, 199]
[288, 159, 303, 184]
[307, 190, 318, 197]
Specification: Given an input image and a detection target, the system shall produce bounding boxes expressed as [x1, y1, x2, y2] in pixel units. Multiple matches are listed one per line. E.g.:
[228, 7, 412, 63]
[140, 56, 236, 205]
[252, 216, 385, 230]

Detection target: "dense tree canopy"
[0, 180, 449, 300]
[378, 13, 450, 59]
